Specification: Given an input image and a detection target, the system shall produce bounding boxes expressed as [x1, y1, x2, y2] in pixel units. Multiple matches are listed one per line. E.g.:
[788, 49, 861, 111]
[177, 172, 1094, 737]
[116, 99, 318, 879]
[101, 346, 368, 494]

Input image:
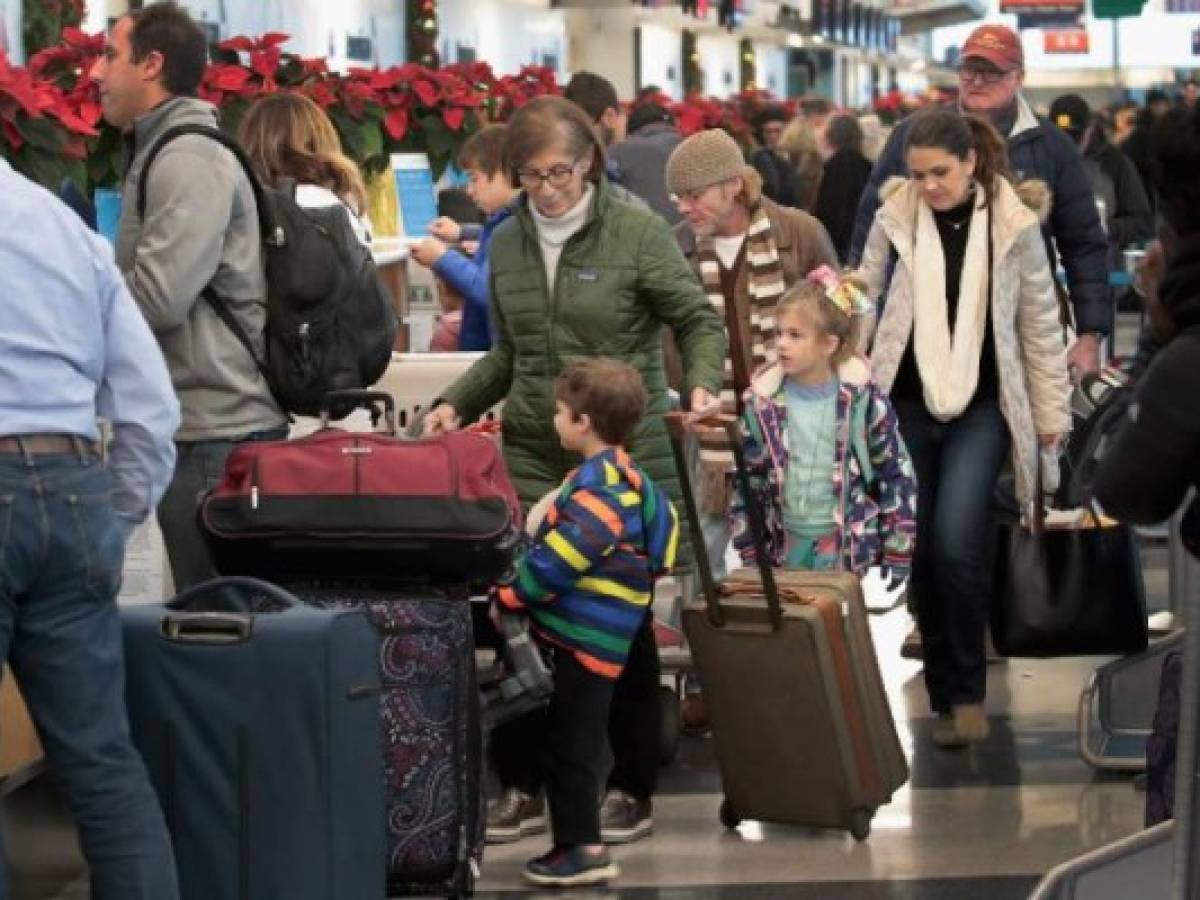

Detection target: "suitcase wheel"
[658, 684, 681, 766]
[718, 798, 741, 829]
[849, 807, 872, 841]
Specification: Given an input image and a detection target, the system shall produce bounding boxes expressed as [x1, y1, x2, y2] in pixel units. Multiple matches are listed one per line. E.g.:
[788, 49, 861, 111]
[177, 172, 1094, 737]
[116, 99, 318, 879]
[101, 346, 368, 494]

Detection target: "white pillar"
[564, 6, 636, 98]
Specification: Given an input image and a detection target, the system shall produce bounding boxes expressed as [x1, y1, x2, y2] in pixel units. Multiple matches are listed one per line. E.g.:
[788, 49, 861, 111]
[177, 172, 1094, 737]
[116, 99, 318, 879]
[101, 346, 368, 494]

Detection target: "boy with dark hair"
[491, 357, 680, 888]
[412, 124, 519, 350]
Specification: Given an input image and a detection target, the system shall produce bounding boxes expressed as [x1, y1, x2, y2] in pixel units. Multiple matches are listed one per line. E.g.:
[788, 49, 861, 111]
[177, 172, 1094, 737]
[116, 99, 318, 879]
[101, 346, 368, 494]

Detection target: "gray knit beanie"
[665, 129, 752, 197]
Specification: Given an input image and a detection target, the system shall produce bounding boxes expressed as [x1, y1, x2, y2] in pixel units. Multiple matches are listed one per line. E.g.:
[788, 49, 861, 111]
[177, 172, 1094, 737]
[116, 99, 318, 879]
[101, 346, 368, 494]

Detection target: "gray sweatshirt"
[116, 97, 285, 441]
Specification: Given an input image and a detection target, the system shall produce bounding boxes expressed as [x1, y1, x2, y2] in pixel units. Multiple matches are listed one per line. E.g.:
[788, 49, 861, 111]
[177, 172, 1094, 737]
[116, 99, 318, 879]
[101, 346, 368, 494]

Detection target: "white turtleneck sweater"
[529, 183, 595, 288]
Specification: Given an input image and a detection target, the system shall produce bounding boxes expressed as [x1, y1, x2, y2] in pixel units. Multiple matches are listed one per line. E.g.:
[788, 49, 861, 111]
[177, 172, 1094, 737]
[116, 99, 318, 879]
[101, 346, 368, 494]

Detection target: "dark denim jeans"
[158, 428, 287, 592]
[0, 451, 178, 900]
[895, 399, 1011, 714]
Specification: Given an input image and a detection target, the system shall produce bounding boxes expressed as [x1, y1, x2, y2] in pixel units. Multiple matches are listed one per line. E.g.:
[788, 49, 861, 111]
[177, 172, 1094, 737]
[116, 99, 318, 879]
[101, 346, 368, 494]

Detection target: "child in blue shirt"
[732, 269, 917, 580]
[411, 125, 518, 350]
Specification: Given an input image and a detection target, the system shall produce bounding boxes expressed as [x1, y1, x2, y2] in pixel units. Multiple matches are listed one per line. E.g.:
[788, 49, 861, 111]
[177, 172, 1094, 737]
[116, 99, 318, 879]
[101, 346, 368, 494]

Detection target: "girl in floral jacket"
[730, 270, 917, 580]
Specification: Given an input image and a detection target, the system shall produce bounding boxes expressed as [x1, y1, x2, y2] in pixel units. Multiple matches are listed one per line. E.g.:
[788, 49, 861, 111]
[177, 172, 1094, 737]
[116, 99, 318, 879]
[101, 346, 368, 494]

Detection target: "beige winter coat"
[854, 175, 1072, 506]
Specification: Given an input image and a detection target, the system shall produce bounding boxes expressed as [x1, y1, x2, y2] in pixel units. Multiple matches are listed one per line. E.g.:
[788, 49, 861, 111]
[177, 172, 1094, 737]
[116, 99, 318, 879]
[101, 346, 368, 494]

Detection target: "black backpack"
[137, 124, 398, 417]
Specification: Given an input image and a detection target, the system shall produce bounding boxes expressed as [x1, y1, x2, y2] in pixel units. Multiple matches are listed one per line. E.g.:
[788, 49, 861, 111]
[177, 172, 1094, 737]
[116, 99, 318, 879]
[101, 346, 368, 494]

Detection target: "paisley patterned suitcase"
[301, 584, 484, 899]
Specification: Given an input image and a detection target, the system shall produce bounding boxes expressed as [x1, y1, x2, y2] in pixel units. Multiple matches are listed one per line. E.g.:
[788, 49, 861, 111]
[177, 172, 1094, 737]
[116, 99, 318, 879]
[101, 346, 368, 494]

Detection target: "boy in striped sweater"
[492, 358, 680, 888]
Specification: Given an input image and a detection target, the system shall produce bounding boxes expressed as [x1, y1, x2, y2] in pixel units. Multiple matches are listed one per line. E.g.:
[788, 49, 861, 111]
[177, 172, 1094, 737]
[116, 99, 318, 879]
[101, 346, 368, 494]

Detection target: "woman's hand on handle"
[1038, 433, 1062, 449]
[423, 403, 461, 435]
[686, 388, 723, 430]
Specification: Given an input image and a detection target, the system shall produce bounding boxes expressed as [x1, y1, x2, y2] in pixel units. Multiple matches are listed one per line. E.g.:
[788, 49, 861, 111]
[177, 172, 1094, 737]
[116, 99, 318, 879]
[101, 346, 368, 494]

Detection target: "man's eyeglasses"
[516, 159, 583, 190]
[957, 63, 1014, 85]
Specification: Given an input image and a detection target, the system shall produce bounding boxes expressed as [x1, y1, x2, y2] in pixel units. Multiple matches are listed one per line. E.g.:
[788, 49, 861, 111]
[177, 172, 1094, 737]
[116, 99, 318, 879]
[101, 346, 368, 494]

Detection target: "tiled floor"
[473, 589, 1149, 898]
[24, 541, 1167, 900]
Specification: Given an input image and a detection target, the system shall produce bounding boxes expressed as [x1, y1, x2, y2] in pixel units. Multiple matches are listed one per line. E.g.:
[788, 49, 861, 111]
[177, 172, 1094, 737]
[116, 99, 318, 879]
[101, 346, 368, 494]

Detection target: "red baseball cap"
[961, 24, 1024, 71]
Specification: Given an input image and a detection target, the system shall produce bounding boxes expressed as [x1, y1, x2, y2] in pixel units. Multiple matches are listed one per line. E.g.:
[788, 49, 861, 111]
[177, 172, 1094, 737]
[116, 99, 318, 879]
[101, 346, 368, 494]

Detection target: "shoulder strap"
[137, 126, 276, 387]
[136, 124, 276, 246]
[201, 287, 268, 376]
[850, 389, 874, 486]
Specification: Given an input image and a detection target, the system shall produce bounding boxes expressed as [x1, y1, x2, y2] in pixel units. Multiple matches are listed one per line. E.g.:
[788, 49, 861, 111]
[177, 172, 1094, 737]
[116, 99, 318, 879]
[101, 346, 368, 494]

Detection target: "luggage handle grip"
[320, 390, 397, 436]
[664, 413, 783, 632]
[166, 576, 302, 613]
[161, 611, 254, 644]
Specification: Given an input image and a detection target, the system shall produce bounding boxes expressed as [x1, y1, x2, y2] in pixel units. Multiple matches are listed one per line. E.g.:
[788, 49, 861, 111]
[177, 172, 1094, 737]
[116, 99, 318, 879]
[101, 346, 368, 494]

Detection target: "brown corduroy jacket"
[667, 191, 839, 400]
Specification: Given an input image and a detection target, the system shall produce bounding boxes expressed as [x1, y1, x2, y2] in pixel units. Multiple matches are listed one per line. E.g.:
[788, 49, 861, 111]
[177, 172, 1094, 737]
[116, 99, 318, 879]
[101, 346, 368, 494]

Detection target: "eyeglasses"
[957, 63, 1014, 85]
[516, 158, 583, 190]
[670, 184, 722, 206]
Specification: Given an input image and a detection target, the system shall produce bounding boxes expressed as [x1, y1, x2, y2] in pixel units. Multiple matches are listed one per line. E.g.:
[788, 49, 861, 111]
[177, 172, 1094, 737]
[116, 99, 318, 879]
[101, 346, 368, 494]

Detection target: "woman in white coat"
[855, 110, 1071, 748]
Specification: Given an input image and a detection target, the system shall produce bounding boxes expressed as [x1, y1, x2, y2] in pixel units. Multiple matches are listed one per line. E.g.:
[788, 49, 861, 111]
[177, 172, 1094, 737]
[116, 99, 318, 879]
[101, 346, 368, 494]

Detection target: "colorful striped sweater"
[494, 447, 679, 679]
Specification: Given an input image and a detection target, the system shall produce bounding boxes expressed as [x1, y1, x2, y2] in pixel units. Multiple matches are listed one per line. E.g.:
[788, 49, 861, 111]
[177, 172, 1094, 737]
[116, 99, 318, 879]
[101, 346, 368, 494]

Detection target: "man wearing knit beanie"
[667, 128, 836, 420]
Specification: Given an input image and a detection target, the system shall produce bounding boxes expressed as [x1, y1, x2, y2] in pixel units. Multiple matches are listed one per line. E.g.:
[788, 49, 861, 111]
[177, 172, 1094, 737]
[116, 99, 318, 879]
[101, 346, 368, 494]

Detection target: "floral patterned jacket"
[730, 359, 918, 575]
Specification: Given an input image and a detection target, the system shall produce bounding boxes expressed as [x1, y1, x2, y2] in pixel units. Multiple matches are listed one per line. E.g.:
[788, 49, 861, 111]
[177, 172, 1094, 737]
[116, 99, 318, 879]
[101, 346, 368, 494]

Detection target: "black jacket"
[849, 99, 1113, 336]
[814, 147, 873, 264]
[751, 147, 804, 210]
[1121, 112, 1157, 213]
[1082, 132, 1154, 262]
[1094, 236, 1200, 523]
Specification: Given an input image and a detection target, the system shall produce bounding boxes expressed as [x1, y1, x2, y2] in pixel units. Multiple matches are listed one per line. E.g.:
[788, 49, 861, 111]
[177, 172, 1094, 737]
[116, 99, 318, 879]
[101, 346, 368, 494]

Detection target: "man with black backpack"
[93, 2, 287, 591]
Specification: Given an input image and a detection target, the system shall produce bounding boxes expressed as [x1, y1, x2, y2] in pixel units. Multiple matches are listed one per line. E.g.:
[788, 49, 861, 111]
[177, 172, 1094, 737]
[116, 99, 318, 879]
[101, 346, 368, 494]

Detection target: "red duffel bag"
[200, 391, 522, 584]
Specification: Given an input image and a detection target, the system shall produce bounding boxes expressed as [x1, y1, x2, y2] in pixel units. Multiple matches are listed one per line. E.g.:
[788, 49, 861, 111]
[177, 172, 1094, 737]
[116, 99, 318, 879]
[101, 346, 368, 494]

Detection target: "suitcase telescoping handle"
[664, 413, 783, 633]
[319, 389, 398, 435]
[160, 576, 301, 645]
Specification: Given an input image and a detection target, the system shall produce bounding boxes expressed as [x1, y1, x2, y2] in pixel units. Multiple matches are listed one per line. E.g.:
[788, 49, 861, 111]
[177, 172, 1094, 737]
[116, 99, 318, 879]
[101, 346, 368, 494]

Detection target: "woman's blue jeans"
[895, 399, 1011, 714]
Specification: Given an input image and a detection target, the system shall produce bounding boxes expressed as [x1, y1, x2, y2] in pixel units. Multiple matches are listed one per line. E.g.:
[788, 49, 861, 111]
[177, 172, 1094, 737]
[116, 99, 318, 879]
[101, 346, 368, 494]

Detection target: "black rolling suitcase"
[121, 577, 386, 900]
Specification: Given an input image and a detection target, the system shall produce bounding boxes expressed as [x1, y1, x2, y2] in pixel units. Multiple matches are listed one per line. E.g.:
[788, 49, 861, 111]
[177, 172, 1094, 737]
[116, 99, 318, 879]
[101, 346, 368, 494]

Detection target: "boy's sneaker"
[485, 788, 546, 844]
[523, 845, 619, 888]
[600, 790, 653, 844]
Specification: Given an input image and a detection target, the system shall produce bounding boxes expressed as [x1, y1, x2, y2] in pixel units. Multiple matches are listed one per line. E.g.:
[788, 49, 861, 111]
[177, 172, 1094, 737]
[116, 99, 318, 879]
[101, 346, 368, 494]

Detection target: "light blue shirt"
[783, 377, 838, 533]
[0, 160, 180, 524]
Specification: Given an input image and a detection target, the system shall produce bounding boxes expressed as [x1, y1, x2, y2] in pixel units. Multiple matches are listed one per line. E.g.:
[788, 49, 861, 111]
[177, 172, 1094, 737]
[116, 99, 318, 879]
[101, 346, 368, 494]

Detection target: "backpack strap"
[136, 124, 276, 244]
[849, 388, 874, 487]
[137, 124, 278, 388]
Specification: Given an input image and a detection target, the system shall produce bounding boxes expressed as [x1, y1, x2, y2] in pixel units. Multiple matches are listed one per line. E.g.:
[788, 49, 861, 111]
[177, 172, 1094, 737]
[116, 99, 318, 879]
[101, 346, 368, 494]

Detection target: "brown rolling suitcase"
[666, 414, 908, 840]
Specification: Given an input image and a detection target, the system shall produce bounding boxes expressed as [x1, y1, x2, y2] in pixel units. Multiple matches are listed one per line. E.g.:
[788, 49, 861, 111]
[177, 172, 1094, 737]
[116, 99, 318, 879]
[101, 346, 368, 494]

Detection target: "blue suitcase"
[121, 577, 386, 900]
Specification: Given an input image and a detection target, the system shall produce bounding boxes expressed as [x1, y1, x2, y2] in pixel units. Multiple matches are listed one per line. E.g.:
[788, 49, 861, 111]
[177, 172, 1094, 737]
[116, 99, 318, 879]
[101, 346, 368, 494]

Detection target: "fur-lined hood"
[877, 175, 1051, 262]
[748, 355, 872, 401]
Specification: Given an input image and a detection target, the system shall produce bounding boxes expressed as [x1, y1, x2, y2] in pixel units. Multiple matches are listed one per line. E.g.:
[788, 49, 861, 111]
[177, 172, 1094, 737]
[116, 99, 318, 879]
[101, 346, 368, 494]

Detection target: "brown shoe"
[681, 690, 709, 731]
[952, 703, 991, 743]
[931, 714, 967, 749]
[486, 788, 546, 844]
[900, 625, 923, 660]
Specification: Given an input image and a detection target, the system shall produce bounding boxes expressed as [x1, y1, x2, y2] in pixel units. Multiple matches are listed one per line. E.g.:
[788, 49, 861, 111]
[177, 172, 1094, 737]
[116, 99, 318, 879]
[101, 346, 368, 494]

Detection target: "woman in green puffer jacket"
[424, 96, 727, 571]
[423, 97, 725, 860]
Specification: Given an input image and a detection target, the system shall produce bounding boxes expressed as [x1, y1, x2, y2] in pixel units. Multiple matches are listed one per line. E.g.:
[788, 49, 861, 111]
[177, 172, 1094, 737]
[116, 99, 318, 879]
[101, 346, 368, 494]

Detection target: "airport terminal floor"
[13, 554, 1164, 900]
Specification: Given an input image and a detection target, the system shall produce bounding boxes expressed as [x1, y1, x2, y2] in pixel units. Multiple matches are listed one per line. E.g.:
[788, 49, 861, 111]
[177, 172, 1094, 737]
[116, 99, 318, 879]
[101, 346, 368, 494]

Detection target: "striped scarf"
[696, 200, 787, 413]
[694, 202, 786, 516]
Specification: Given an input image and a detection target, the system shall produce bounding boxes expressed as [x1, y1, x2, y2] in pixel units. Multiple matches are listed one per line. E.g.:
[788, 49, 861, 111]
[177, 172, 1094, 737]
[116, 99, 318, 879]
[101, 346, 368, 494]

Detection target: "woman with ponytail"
[854, 109, 1071, 749]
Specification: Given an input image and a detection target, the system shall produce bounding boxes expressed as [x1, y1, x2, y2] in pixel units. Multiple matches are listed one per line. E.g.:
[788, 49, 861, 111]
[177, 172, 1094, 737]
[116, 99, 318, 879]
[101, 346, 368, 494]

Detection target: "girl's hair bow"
[806, 264, 873, 318]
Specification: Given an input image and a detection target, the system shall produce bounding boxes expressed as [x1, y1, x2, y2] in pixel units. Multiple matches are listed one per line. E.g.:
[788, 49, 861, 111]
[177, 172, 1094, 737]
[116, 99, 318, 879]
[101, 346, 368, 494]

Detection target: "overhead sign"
[1044, 28, 1091, 52]
[1000, 0, 1083, 12]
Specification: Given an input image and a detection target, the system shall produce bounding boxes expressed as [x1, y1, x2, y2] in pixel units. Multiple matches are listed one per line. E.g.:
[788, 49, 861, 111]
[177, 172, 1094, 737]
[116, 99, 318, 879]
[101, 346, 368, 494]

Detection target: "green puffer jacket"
[441, 178, 727, 570]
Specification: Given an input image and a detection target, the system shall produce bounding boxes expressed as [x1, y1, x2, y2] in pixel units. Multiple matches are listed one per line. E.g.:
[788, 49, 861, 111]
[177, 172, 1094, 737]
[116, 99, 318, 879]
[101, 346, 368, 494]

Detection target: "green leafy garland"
[407, 0, 439, 68]
[23, 0, 85, 58]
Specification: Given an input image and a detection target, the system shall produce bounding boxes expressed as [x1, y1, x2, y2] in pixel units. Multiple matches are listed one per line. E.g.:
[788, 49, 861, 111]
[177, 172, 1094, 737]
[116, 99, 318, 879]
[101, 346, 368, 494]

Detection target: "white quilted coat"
[854, 175, 1072, 506]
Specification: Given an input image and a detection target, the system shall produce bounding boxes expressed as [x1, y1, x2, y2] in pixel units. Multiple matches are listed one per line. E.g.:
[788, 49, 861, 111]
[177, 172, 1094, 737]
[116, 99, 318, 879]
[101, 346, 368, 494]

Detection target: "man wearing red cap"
[849, 23, 1110, 379]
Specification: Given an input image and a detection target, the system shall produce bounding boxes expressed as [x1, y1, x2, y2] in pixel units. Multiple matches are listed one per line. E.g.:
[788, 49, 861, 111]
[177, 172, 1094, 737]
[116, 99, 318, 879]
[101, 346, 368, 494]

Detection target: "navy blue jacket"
[432, 204, 514, 351]
[848, 100, 1113, 336]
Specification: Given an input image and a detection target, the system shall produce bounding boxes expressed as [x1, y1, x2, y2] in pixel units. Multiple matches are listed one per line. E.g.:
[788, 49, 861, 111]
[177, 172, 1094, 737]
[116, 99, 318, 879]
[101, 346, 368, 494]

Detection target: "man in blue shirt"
[0, 158, 181, 899]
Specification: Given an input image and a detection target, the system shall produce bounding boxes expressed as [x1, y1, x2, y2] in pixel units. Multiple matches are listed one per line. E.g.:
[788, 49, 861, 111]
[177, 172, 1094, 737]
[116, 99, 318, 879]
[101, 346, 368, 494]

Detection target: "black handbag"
[990, 462, 1148, 658]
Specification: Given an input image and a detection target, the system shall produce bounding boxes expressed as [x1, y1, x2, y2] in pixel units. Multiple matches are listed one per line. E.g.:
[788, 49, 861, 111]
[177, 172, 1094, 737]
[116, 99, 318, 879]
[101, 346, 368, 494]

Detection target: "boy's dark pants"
[486, 613, 660, 802]
[544, 645, 616, 846]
